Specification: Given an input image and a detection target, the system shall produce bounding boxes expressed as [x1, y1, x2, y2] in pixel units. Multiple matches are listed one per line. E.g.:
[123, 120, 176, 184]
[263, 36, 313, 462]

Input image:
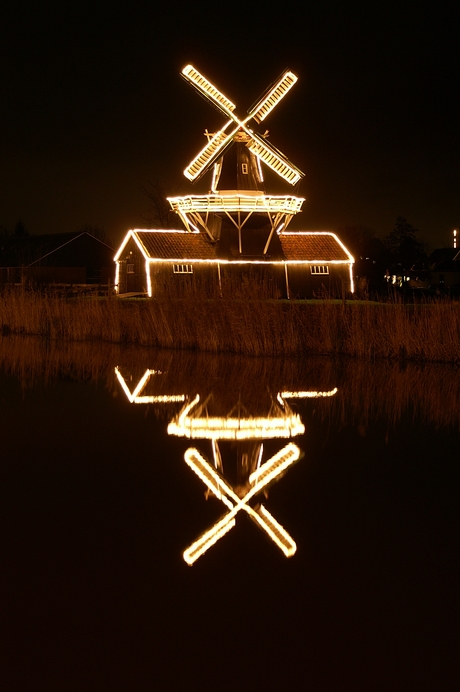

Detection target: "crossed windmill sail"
[183, 443, 301, 565]
[181, 65, 305, 186]
[113, 365, 340, 564]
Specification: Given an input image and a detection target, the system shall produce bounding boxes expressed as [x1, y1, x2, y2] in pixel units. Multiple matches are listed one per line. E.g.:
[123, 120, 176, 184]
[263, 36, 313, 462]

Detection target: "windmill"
[168, 65, 306, 253]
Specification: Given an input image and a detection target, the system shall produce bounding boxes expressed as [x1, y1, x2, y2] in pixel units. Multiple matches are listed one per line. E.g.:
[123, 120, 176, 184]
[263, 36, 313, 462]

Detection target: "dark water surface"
[1, 339, 458, 691]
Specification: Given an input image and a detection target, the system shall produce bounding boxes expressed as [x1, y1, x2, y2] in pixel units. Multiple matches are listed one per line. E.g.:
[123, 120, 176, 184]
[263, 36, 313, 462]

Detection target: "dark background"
[1, 1, 459, 249]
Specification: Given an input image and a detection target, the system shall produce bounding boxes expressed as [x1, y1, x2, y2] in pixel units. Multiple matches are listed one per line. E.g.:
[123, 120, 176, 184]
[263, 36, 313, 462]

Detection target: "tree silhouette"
[337, 225, 386, 261]
[384, 216, 426, 268]
[140, 179, 178, 229]
[13, 220, 29, 237]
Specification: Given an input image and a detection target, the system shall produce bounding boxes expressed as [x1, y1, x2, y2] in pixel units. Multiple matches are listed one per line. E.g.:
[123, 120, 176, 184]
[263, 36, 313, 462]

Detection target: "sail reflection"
[114, 360, 337, 564]
[182, 445, 300, 564]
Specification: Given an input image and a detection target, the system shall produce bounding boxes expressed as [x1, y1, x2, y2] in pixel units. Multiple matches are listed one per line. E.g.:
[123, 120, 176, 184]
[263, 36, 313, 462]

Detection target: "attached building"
[114, 228, 354, 298]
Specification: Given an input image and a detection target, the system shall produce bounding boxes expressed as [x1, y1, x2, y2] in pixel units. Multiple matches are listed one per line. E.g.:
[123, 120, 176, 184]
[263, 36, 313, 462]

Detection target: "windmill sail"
[181, 64, 305, 187]
[252, 505, 297, 557]
[247, 133, 303, 185]
[249, 71, 298, 124]
[184, 124, 238, 182]
[181, 65, 236, 119]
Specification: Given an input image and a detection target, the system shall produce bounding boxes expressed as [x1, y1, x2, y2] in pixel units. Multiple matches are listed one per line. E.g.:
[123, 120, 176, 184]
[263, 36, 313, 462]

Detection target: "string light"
[183, 445, 300, 564]
[181, 64, 304, 185]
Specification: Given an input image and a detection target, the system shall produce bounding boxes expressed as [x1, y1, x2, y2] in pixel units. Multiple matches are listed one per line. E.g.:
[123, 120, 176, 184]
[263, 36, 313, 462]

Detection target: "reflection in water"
[1, 337, 458, 687]
[115, 362, 338, 563]
[167, 393, 305, 439]
[182, 445, 301, 564]
[115, 367, 186, 404]
[2, 336, 460, 431]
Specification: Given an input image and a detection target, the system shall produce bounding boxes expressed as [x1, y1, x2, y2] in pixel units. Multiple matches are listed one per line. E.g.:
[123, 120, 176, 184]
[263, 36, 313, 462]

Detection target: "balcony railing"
[168, 193, 304, 215]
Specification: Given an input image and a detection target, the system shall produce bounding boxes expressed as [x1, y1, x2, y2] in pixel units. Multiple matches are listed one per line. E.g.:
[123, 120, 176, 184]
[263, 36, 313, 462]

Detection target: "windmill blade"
[249, 443, 300, 494]
[183, 512, 237, 565]
[184, 448, 235, 509]
[246, 132, 304, 185]
[249, 70, 298, 124]
[182, 65, 236, 119]
[184, 123, 239, 182]
[251, 504, 297, 557]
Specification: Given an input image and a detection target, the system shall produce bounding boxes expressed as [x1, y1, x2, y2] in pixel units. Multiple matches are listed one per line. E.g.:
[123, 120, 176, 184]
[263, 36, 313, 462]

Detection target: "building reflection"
[114, 362, 337, 565]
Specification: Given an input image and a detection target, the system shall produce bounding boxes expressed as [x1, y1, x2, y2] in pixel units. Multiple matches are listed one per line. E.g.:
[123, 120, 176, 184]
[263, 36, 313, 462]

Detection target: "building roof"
[431, 260, 460, 273]
[116, 229, 354, 264]
[429, 248, 459, 268]
[0, 232, 114, 267]
[279, 232, 354, 262]
[121, 230, 217, 261]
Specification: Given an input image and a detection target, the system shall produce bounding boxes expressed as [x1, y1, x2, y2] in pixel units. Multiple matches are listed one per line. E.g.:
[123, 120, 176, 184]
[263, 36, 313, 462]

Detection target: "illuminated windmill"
[168, 65, 306, 253]
[114, 359, 338, 565]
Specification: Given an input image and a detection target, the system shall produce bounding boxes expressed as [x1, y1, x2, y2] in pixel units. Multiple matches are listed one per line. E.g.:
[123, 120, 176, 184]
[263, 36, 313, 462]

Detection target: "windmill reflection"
[115, 363, 337, 564]
[182, 444, 301, 564]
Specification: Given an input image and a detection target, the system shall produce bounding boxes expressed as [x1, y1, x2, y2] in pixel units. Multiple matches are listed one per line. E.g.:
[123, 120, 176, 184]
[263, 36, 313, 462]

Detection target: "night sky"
[2, 2, 459, 249]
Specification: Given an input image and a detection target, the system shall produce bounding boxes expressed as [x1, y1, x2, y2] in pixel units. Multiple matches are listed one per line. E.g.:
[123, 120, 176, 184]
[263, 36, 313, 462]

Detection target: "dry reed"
[1, 290, 460, 362]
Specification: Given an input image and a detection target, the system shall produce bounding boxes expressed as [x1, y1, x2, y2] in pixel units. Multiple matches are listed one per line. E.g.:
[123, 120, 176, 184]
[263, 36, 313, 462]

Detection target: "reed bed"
[1, 290, 460, 362]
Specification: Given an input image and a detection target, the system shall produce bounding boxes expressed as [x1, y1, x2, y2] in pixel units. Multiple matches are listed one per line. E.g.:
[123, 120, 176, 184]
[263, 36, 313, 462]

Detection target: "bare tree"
[77, 223, 112, 246]
[140, 179, 178, 229]
[337, 225, 385, 260]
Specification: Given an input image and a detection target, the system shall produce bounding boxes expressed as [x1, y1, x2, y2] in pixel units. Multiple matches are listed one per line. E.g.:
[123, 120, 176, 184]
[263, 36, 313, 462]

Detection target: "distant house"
[428, 248, 460, 289]
[114, 228, 354, 298]
[428, 248, 458, 268]
[0, 232, 114, 287]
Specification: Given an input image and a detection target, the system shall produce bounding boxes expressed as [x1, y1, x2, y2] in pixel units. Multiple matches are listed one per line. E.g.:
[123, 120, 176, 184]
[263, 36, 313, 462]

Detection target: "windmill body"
[168, 65, 306, 254]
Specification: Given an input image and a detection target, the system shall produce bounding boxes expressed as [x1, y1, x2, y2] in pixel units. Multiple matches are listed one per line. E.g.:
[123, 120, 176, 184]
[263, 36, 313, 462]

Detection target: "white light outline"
[183, 443, 300, 565]
[168, 391, 305, 440]
[181, 64, 304, 185]
[251, 71, 298, 124]
[281, 388, 338, 399]
[168, 193, 304, 214]
[114, 367, 186, 404]
[114, 229, 355, 296]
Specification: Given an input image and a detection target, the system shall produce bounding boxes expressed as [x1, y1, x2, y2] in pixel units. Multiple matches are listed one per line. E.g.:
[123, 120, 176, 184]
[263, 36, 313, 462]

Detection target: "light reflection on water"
[114, 361, 340, 564]
[1, 337, 458, 690]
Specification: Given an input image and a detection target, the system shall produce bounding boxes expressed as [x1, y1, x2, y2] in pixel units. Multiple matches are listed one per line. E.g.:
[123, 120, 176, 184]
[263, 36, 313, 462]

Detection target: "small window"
[173, 264, 193, 274]
[310, 265, 329, 275]
[127, 263, 135, 274]
[241, 163, 248, 175]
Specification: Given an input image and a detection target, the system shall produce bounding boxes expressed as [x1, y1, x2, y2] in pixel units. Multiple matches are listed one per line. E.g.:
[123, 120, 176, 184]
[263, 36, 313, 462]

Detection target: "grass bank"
[1, 291, 460, 362]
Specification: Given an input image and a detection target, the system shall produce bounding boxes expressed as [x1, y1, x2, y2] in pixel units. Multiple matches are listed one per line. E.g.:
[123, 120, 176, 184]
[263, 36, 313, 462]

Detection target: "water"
[1, 339, 458, 690]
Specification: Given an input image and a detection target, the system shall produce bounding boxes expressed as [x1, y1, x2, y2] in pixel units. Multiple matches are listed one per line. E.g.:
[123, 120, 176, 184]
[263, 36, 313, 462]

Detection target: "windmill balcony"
[167, 192, 305, 215]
